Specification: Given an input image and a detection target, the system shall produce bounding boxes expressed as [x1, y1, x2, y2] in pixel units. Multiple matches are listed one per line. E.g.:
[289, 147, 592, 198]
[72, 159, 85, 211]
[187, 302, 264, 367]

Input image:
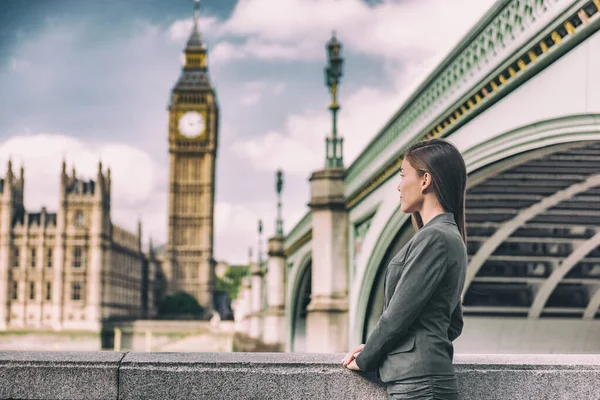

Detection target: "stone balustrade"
[0, 352, 599, 399]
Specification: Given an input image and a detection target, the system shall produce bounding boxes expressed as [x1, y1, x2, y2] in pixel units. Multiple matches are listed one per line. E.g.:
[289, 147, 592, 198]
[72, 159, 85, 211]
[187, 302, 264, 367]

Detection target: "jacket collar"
[423, 212, 456, 227]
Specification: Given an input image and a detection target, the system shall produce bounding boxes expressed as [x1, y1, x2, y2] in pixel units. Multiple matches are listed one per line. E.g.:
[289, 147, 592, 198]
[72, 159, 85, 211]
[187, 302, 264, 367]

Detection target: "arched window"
[13, 248, 19, 268]
[47, 248, 53, 268]
[75, 211, 84, 227]
[72, 247, 83, 268]
[30, 248, 36, 268]
[72, 282, 82, 300]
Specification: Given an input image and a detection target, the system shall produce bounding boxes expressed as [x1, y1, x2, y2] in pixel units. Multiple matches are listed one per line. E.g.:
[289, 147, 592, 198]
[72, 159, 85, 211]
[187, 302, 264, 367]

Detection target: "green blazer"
[355, 212, 467, 382]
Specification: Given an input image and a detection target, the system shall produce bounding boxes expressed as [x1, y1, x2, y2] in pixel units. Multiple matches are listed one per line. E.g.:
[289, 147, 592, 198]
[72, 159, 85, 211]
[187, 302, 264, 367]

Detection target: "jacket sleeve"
[447, 301, 463, 342]
[355, 229, 448, 372]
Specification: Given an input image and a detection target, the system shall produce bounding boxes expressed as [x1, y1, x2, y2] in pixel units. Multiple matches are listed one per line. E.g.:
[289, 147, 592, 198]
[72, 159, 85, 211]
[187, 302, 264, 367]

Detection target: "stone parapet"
[0, 351, 123, 399]
[1, 352, 600, 399]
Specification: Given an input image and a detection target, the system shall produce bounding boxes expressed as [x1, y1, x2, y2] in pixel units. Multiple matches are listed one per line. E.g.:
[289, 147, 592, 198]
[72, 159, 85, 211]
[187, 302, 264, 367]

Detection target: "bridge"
[233, 0, 600, 355]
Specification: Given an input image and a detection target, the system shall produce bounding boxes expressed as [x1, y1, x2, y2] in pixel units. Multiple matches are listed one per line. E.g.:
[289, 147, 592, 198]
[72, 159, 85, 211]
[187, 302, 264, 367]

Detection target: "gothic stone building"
[0, 160, 161, 331]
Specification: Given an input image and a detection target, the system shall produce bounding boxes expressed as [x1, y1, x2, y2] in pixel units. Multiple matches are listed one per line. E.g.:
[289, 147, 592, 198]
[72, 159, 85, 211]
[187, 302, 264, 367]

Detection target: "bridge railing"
[1, 351, 599, 399]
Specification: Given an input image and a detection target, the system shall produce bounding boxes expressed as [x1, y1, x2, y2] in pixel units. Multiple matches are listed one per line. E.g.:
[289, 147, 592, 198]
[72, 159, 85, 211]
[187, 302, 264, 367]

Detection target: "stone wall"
[1, 351, 599, 399]
[0, 332, 102, 351]
[111, 320, 235, 352]
[0, 321, 236, 353]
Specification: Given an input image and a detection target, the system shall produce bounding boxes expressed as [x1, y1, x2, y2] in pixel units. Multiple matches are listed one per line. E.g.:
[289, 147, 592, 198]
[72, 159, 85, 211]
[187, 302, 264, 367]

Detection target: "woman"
[342, 138, 468, 400]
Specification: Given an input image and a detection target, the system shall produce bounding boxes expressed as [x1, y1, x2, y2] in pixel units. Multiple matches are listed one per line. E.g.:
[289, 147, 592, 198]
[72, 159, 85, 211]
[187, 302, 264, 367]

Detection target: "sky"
[0, 0, 496, 264]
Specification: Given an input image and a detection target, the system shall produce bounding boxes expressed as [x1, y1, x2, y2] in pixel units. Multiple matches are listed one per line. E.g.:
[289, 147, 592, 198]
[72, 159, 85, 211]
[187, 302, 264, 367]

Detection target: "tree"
[157, 291, 205, 318]
[214, 265, 249, 300]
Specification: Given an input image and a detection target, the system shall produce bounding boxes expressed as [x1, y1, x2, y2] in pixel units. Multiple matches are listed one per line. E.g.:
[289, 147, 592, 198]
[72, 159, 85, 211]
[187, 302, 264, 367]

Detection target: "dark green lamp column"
[275, 170, 284, 237]
[324, 31, 344, 169]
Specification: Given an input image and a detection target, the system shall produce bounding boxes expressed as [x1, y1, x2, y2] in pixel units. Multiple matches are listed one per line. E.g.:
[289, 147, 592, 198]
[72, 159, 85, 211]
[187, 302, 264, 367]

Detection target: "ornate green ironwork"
[325, 31, 344, 169]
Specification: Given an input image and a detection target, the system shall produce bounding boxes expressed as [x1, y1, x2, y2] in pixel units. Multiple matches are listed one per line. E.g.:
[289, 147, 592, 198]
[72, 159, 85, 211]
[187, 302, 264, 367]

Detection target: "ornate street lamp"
[275, 170, 284, 237]
[324, 31, 344, 169]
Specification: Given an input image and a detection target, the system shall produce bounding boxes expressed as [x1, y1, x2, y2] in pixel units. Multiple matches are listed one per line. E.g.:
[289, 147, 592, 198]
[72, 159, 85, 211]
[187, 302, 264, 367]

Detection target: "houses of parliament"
[0, 1, 219, 331]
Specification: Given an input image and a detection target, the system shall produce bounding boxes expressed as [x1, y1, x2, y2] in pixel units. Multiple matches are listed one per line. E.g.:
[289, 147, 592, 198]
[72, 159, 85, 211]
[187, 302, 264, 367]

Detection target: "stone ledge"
[1, 352, 600, 399]
[455, 354, 600, 400]
[0, 350, 124, 400]
[119, 352, 383, 400]
[456, 354, 600, 370]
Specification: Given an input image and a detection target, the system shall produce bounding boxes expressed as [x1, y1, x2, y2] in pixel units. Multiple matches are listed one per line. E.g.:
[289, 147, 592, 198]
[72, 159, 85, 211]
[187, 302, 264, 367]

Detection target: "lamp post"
[258, 219, 263, 267]
[324, 31, 344, 169]
[275, 170, 284, 237]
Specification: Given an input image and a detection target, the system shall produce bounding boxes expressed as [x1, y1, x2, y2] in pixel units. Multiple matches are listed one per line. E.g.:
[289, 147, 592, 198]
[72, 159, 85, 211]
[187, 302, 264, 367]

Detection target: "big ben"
[165, 0, 218, 313]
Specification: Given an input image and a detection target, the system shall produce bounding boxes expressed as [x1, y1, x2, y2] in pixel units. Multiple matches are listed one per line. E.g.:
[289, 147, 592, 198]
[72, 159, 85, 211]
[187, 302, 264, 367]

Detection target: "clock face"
[178, 111, 205, 138]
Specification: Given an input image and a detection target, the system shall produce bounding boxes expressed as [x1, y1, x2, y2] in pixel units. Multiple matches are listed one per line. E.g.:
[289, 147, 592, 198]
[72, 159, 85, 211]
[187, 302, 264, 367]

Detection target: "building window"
[73, 247, 83, 268]
[71, 282, 81, 300]
[46, 282, 52, 301]
[30, 248, 36, 268]
[75, 210, 84, 227]
[11, 282, 18, 300]
[13, 248, 19, 268]
[29, 282, 35, 300]
[47, 248, 53, 268]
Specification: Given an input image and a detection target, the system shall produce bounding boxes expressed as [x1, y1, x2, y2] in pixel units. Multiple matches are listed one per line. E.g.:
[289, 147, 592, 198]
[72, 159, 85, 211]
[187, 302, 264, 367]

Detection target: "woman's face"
[397, 158, 424, 214]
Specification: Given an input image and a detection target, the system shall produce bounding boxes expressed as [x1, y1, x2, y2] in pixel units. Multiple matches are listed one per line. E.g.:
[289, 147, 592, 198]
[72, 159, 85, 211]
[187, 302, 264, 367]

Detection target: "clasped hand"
[341, 343, 364, 371]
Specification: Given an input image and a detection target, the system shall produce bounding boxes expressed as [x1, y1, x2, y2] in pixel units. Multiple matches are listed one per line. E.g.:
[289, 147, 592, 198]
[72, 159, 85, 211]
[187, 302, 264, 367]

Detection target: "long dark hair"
[404, 138, 467, 243]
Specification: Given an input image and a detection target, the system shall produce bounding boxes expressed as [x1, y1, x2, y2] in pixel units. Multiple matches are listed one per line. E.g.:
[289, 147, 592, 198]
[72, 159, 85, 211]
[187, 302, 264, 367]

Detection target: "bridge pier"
[262, 235, 286, 350]
[233, 275, 252, 335]
[248, 261, 264, 340]
[306, 168, 349, 353]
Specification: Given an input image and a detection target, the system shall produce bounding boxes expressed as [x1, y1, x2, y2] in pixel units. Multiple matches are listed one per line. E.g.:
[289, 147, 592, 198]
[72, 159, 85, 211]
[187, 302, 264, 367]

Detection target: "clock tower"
[165, 0, 218, 314]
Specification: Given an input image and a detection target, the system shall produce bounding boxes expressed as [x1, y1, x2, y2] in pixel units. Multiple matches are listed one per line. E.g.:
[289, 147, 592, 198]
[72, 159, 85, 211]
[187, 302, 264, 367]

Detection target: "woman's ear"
[421, 172, 432, 193]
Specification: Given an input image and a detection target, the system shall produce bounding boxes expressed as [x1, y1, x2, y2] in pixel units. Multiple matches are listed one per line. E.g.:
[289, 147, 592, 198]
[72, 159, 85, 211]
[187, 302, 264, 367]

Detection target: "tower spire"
[179, 0, 209, 73]
[193, 0, 200, 34]
[187, 0, 204, 48]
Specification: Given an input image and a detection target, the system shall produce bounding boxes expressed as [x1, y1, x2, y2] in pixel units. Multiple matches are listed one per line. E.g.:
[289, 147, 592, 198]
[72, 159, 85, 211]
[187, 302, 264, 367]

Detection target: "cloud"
[227, 0, 496, 177]
[238, 80, 287, 106]
[240, 92, 262, 106]
[214, 201, 271, 263]
[168, 16, 225, 42]
[231, 61, 417, 175]
[212, 37, 321, 62]
[199, 0, 497, 62]
[0, 134, 167, 246]
[10, 58, 31, 72]
[273, 82, 286, 95]
[213, 195, 310, 265]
